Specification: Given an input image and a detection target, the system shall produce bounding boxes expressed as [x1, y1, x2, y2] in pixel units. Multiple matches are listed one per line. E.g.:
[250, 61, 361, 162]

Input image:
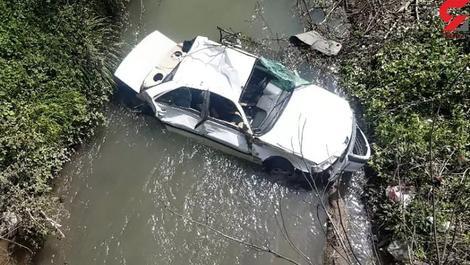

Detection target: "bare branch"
[272, 193, 314, 265]
[0, 236, 33, 255]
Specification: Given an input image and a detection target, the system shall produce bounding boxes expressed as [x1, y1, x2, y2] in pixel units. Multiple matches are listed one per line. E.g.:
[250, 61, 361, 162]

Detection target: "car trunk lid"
[114, 31, 177, 93]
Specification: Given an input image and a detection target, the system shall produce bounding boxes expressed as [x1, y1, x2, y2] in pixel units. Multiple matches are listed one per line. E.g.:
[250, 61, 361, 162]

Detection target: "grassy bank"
[0, 0, 124, 251]
[294, 0, 469, 262]
[341, 7, 469, 265]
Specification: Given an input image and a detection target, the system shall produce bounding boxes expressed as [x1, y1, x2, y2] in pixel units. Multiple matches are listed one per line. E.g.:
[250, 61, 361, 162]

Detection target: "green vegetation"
[342, 22, 470, 263]
[0, 0, 123, 249]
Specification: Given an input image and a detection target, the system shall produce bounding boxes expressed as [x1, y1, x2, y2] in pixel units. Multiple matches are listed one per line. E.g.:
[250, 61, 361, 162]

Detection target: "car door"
[197, 92, 251, 155]
[154, 86, 205, 135]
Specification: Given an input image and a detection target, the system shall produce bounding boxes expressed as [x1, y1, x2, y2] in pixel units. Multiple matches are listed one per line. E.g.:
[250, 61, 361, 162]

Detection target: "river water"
[34, 1, 336, 264]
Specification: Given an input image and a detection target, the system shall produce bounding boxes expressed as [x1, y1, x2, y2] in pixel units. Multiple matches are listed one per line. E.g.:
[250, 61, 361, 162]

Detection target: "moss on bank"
[0, 0, 123, 250]
[342, 19, 470, 264]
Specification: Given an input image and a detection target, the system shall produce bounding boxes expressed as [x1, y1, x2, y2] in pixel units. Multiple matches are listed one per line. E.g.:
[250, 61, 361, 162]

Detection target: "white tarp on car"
[173, 36, 257, 101]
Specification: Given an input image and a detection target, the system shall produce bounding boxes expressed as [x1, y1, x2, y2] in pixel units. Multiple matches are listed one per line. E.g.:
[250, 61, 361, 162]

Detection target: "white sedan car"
[115, 31, 370, 181]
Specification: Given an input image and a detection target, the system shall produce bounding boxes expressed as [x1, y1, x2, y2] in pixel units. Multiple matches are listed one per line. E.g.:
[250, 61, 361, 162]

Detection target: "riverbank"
[3, 0, 468, 263]
[337, 0, 469, 263]
[0, 0, 125, 261]
[295, 0, 469, 263]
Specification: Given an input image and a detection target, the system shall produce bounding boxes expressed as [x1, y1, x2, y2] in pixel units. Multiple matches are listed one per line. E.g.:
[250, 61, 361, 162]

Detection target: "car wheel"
[265, 158, 295, 179]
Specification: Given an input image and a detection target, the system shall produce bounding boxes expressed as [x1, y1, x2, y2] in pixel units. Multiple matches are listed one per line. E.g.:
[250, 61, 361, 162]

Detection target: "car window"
[208, 93, 243, 126]
[156, 87, 204, 112]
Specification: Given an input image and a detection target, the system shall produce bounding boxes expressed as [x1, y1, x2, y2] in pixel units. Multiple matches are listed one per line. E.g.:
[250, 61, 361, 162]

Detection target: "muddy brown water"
[34, 1, 336, 264]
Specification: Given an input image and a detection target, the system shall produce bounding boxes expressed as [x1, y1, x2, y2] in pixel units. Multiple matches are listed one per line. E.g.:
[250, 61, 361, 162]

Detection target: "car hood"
[258, 85, 354, 165]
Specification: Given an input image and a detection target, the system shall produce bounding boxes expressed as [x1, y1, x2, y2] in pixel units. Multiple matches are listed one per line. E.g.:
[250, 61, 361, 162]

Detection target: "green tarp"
[259, 57, 310, 91]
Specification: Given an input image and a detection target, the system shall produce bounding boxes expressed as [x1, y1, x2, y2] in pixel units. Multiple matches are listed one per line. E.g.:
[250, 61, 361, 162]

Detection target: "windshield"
[239, 58, 305, 135]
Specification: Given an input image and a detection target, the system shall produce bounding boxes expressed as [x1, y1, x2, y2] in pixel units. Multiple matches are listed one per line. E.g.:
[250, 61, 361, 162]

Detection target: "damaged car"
[114, 31, 370, 181]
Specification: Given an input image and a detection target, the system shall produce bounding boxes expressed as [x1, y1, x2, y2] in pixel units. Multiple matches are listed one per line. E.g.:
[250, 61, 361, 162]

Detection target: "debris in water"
[289, 30, 342, 56]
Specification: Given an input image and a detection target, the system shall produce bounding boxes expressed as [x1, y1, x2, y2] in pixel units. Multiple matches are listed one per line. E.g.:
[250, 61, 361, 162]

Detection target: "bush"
[0, 0, 122, 249]
[342, 23, 470, 263]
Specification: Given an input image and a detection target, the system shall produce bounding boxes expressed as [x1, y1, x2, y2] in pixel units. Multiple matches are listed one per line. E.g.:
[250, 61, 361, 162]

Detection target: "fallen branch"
[0, 236, 33, 255]
[40, 211, 65, 239]
[320, 0, 345, 26]
[295, 121, 358, 264]
[336, 187, 364, 265]
[273, 194, 313, 265]
[299, 0, 315, 29]
[26, 210, 65, 240]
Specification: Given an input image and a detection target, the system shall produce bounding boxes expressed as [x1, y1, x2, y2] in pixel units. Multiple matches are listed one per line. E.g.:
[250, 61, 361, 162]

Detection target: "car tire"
[265, 157, 295, 179]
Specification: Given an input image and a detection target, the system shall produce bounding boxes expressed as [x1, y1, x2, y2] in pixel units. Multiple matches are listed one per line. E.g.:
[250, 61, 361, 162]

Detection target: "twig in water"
[294, 119, 357, 264]
[336, 187, 364, 265]
[40, 211, 65, 239]
[0, 236, 33, 255]
[299, 0, 315, 29]
[272, 193, 313, 265]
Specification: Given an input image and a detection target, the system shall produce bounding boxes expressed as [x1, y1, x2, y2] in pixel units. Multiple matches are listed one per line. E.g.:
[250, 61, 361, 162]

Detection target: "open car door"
[197, 92, 251, 155]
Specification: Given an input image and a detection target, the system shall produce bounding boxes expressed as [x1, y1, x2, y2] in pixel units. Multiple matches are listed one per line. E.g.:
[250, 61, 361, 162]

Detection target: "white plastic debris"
[440, 221, 451, 232]
[426, 216, 434, 224]
[387, 240, 410, 262]
[290, 30, 342, 56]
[386, 185, 415, 207]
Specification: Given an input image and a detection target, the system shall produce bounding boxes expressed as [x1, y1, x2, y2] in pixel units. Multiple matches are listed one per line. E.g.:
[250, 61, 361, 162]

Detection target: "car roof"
[172, 36, 257, 102]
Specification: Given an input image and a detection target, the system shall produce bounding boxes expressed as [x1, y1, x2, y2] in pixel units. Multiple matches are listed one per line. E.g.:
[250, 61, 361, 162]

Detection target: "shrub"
[0, 0, 122, 249]
[342, 24, 470, 263]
